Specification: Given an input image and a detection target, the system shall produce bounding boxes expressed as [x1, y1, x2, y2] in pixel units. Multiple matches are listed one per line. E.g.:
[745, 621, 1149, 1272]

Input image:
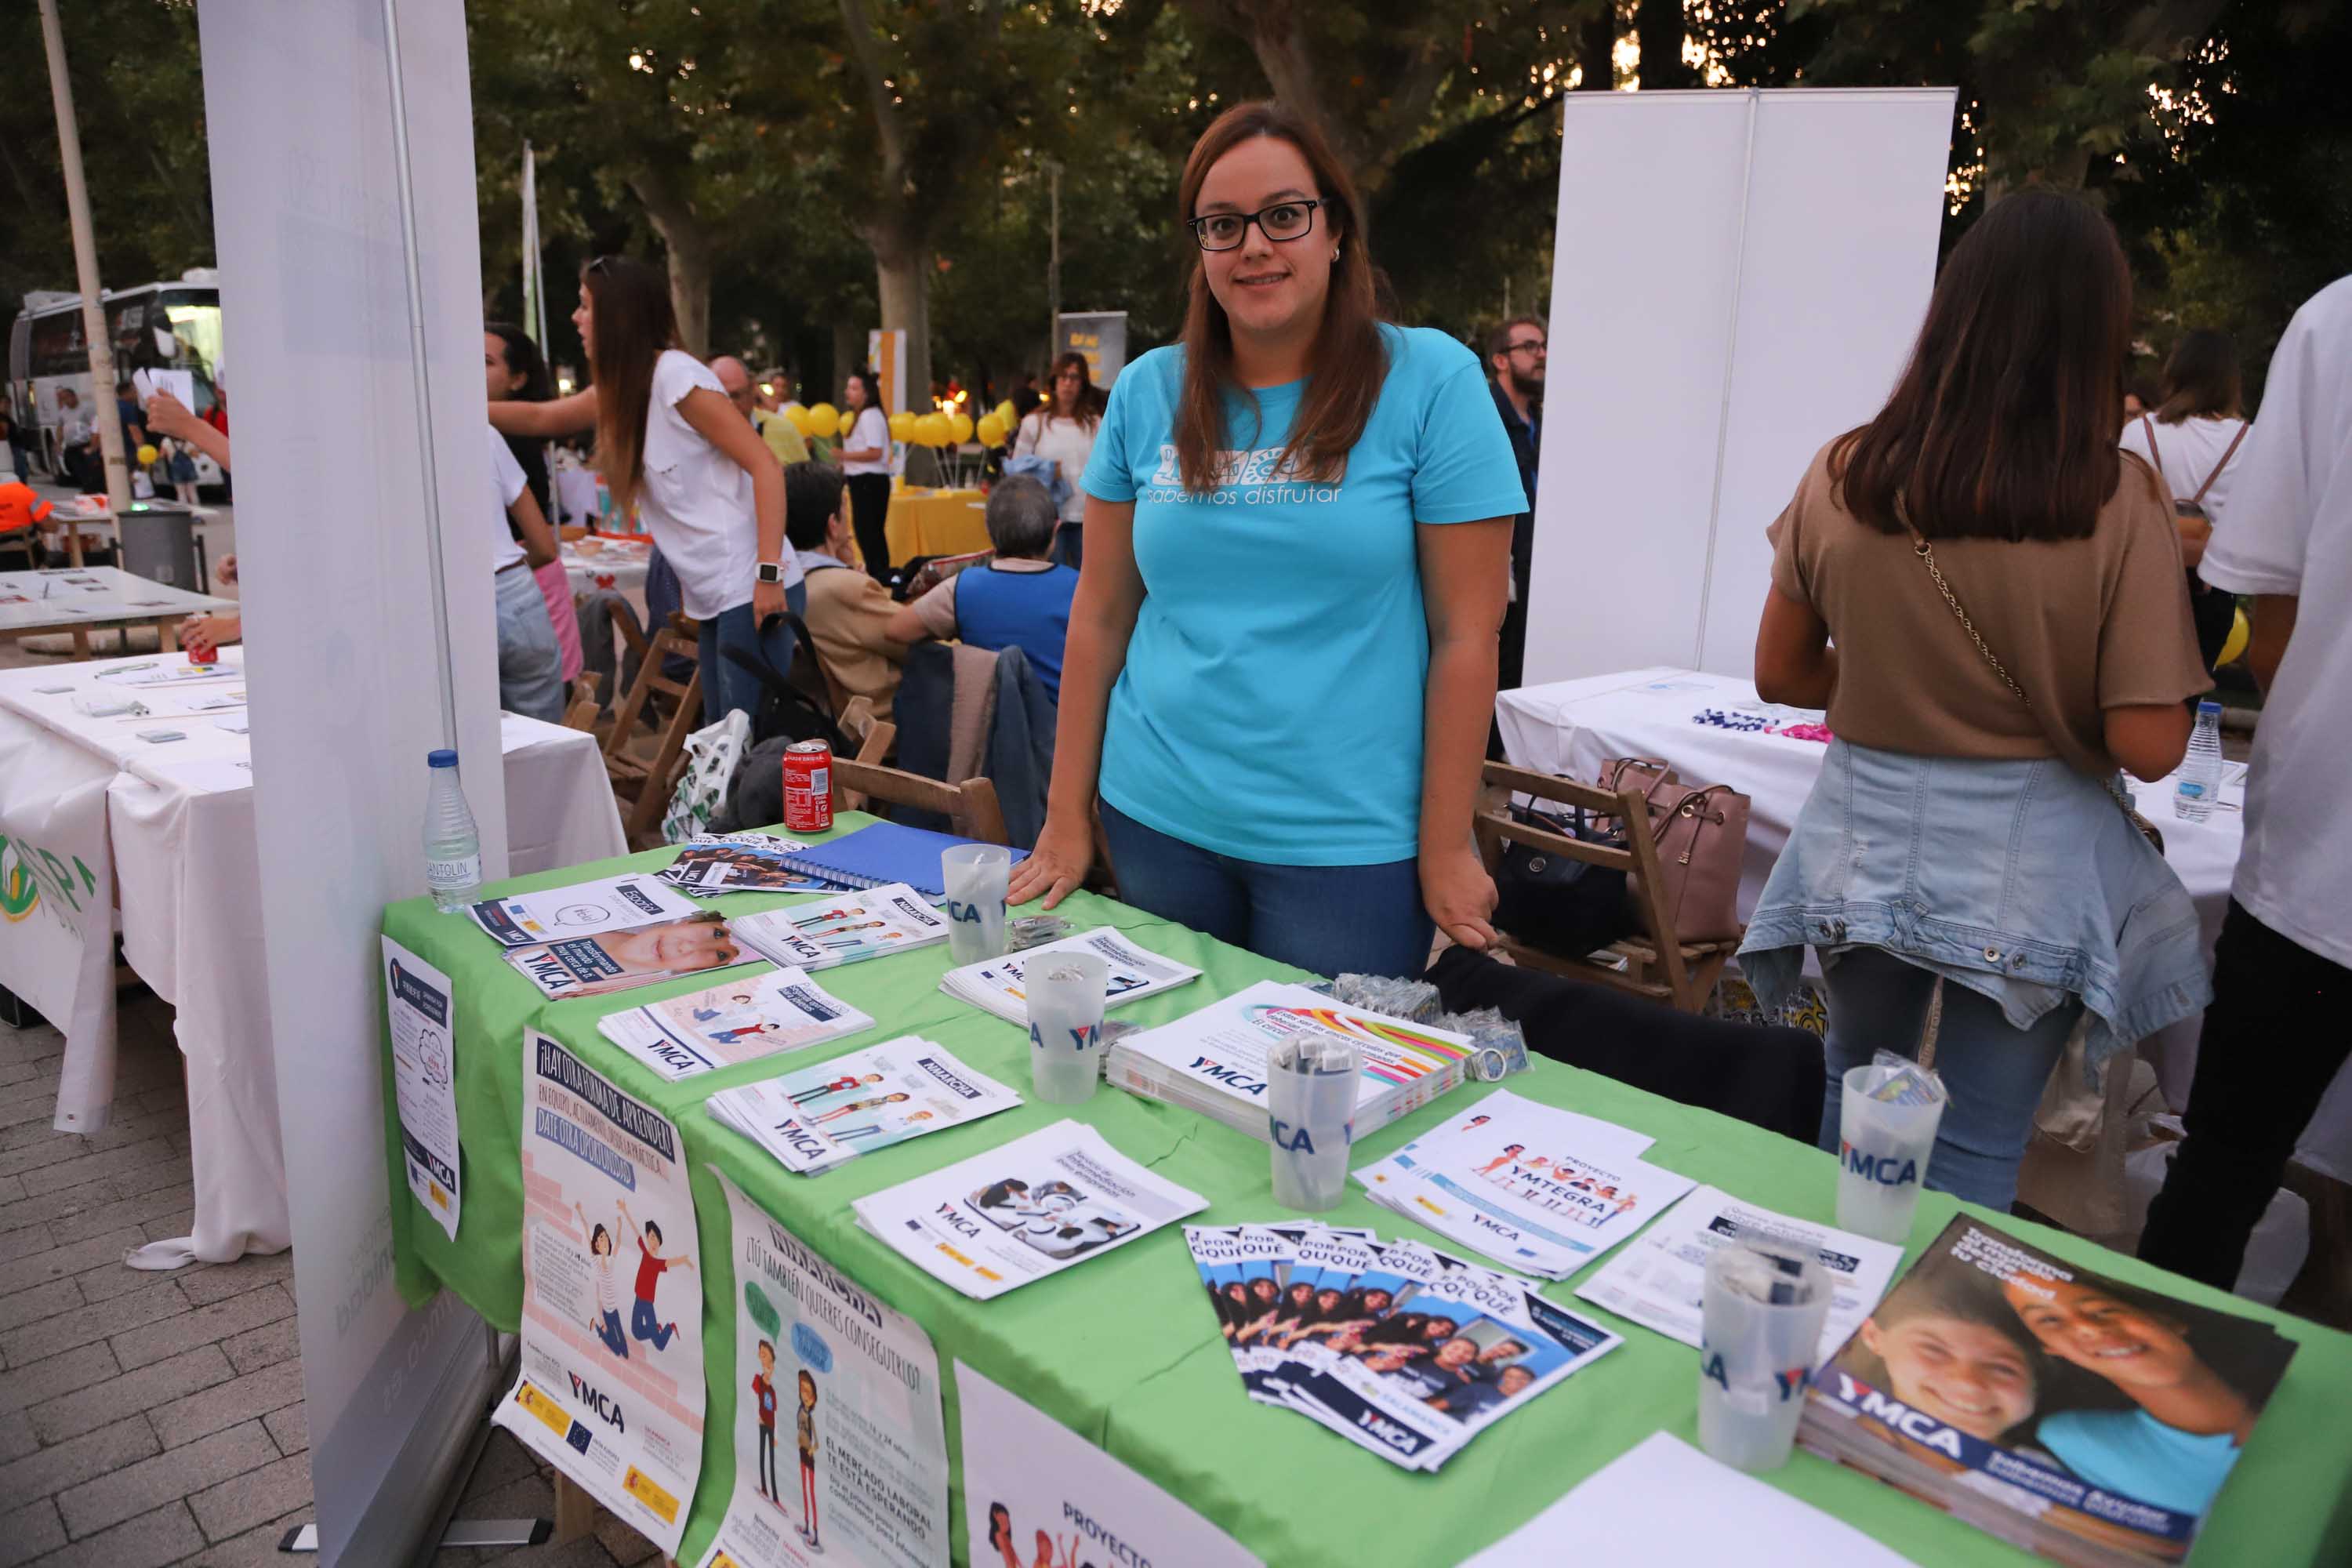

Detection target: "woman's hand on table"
[180, 612, 240, 659]
[1421, 843, 1499, 950]
[1008, 816, 1093, 910]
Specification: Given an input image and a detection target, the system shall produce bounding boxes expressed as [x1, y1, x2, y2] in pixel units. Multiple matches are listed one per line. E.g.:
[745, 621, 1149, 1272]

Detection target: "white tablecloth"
[562, 537, 651, 630]
[0, 565, 234, 637]
[0, 648, 626, 1265]
[1497, 667, 2350, 1182]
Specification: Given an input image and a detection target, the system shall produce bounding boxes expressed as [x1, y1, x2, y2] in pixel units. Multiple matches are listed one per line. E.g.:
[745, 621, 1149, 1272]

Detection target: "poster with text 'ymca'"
[695, 1173, 949, 1568]
[493, 1032, 706, 1557]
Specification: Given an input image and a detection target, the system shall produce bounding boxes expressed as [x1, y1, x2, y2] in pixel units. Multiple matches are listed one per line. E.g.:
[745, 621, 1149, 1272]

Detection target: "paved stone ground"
[0, 995, 659, 1568]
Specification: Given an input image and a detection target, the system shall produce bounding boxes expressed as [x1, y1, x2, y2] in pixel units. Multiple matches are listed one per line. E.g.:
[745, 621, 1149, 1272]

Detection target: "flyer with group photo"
[492, 1033, 707, 1557]
[694, 1173, 949, 1568]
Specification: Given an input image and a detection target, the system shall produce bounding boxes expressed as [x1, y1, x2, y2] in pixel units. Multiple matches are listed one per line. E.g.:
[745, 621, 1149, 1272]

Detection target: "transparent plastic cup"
[1835, 1062, 1946, 1244]
[941, 844, 1011, 966]
[1697, 1240, 1835, 1472]
[1267, 1036, 1359, 1211]
[1027, 952, 1107, 1105]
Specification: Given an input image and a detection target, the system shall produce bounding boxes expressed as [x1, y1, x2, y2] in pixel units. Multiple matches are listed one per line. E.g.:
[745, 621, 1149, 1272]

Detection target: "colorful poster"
[382, 935, 460, 1240]
[695, 1173, 949, 1568]
[493, 1033, 706, 1556]
[956, 1362, 1261, 1568]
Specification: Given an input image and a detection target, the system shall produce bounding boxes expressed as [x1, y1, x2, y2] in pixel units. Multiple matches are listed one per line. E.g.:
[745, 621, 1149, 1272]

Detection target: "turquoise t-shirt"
[1081, 324, 1526, 865]
[2037, 1406, 2242, 1519]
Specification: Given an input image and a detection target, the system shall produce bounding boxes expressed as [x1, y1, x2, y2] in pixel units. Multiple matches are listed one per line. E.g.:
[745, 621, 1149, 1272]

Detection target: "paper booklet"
[1801, 1216, 2296, 1568]
[852, 1120, 1207, 1301]
[728, 884, 950, 971]
[1185, 1222, 1621, 1472]
[1573, 1185, 1904, 1367]
[706, 1036, 1022, 1176]
[505, 910, 757, 1000]
[938, 927, 1201, 1025]
[656, 831, 840, 894]
[595, 966, 873, 1081]
[1107, 979, 1474, 1144]
[1352, 1087, 1693, 1279]
[470, 873, 702, 948]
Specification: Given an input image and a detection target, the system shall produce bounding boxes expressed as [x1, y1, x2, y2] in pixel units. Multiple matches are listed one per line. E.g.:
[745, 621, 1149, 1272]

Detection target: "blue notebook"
[773, 822, 1029, 898]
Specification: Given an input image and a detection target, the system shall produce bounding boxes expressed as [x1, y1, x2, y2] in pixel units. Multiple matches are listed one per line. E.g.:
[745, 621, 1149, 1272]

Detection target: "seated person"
[786, 461, 905, 710]
[885, 474, 1077, 701]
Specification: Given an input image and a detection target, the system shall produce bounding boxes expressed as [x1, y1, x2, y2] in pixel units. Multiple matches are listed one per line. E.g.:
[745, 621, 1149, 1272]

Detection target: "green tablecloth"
[383, 817, 2352, 1567]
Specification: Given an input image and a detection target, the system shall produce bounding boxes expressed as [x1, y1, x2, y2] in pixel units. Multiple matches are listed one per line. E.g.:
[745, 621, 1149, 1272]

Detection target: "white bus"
[8, 271, 226, 489]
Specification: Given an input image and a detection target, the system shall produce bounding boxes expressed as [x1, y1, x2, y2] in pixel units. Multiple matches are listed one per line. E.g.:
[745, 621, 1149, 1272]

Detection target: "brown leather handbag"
[1595, 757, 1751, 944]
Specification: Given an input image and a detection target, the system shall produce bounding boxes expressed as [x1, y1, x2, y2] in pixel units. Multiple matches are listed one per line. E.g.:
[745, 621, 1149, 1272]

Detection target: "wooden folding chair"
[560, 671, 603, 733]
[829, 759, 1009, 845]
[1471, 760, 1740, 1014]
[604, 614, 703, 849]
[834, 696, 898, 772]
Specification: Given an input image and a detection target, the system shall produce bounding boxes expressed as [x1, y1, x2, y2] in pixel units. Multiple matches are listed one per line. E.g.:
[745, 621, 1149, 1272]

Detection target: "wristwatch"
[756, 561, 789, 584]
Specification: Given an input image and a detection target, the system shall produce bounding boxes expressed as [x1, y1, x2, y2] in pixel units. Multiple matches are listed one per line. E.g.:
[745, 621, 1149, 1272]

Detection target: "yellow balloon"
[914, 412, 953, 448]
[949, 412, 975, 444]
[975, 413, 1007, 448]
[833, 408, 854, 438]
[995, 400, 1017, 430]
[805, 402, 840, 437]
[889, 410, 918, 441]
[2217, 605, 2250, 668]
[136, 444, 159, 466]
[785, 405, 814, 436]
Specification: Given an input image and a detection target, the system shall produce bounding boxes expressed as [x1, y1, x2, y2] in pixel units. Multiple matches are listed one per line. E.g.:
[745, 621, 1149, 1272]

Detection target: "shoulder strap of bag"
[2190, 423, 2249, 507]
[2137, 414, 2165, 486]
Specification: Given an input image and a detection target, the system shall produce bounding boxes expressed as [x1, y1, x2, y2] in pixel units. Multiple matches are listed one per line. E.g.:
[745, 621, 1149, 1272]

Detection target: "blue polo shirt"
[1082, 325, 1524, 865]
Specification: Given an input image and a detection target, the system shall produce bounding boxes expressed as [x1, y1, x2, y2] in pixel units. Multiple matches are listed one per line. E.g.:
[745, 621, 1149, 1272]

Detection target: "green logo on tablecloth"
[0, 833, 95, 924]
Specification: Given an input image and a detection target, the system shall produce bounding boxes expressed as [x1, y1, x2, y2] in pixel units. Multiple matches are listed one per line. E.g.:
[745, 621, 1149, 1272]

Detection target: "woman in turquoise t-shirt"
[1006, 101, 1526, 977]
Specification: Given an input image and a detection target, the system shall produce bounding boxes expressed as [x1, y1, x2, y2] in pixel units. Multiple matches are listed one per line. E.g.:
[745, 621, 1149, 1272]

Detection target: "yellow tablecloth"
[883, 486, 989, 567]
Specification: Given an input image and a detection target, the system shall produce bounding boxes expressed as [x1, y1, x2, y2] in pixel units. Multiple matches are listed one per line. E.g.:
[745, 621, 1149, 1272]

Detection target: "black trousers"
[2139, 900, 2350, 1289]
[845, 473, 893, 584]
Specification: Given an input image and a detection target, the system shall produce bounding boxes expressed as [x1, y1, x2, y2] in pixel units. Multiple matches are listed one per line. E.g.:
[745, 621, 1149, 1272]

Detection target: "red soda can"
[782, 739, 833, 833]
[186, 640, 218, 666]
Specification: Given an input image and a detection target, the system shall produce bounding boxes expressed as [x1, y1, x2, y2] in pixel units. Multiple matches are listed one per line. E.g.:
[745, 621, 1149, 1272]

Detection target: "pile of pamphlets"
[1187, 1221, 1620, 1472]
[503, 910, 753, 1000]
[1107, 979, 1474, 1144]
[655, 831, 840, 894]
[938, 927, 1201, 1025]
[595, 967, 873, 1080]
[852, 1120, 1207, 1301]
[1801, 1217, 2296, 1568]
[469, 873, 699, 948]
[728, 883, 949, 969]
[1353, 1090, 1697, 1279]
[706, 1036, 1020, 1176]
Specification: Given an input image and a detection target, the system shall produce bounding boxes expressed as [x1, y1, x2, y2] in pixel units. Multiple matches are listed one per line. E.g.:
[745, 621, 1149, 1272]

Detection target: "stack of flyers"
[1353, 1090, 1695, 1279]
[469, 873, 701, 948]
[1185, 1222, 1621, 1472]
[706, 1036, 1021, 1175]
[938, 927, 1202, 1025]
[1573, 1185, 1904, 1366]
[852, 1120, 1207, 1301]
[727, 883, 949, 970]
[655, 831, 840, 894]
[594, 966, 873, 1080]
[505, 910, 754, 1000]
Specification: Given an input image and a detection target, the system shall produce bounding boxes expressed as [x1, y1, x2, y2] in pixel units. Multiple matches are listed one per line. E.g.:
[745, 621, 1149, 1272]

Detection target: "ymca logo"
[1842, 1141, 1918, 1187]
[1699, 1345, 1813, 1403]
[567, 1371, 626, 1433]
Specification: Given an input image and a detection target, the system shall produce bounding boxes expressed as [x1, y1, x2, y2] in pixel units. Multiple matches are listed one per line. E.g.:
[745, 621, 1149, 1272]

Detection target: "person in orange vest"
[0, 480, 56, 564]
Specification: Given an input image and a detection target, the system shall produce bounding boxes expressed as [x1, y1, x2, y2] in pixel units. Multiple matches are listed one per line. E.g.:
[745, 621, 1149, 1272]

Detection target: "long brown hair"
[582, 256, 678, 515]
[1036, 350, 1106, 432]
[2153, 329, 2242, 424]
[1833, 191, 2132, 543]
[1173, 102, 1388, 493]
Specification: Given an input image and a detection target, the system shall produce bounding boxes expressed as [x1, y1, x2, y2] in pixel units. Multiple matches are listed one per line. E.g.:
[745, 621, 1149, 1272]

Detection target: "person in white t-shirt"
[488, 256, 804, 723]
[2140, 276, 2352, 1290]
[485, 424, 566, 723]
[832, 368, 895, 583]
[1011, 350, 1105, 569]
[2118, 330, 2253, 670]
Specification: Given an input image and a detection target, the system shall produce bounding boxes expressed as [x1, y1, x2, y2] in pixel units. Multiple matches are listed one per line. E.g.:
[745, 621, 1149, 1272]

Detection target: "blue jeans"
[494, 566, 565, 723]
[1818, 947, 2080, 1213]
[595, 1308, 628, 1359]
[1098, 800, 1431, 979]
[630, 1297, 676, 1351]
[697, 585, 806, 724]
[1051, 521, 1083, 571]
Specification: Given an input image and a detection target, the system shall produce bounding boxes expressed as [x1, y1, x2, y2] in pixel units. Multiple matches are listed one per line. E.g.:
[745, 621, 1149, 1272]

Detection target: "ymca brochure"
[383, 937, 461, 1241]
[1801, 1216, 2296, 1568]
[937, 927, 1201, 1025]
[706, 1036, 1022, 1176]
[728, 884, 950, 971]
[1573, 1185, 1904, 1367]
[470, 873, 702, 948]
[1186, 1221, 1621, 1472]
[1352, 1087, 1693, 1279]
[506, 910, 755, 1000]
[657, 831, 840, 895]
[1106, 979, 1475, 1143]
[852, 1120, 1207, 1301]
[595, 967, 873, 1081]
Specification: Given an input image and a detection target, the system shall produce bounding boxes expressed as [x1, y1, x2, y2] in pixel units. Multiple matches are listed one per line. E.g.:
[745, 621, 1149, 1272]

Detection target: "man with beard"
[1486, 318, 1545, 701]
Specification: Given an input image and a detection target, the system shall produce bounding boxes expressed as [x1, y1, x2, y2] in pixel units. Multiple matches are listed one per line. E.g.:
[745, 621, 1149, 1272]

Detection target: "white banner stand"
[1523, 88, 1955, 686]
[196, 2, 514, 1561]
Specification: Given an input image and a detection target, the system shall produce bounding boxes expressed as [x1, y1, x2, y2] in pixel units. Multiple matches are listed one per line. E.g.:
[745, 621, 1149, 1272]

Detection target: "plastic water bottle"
[423, 749, 482, 912]
[2173, 701, 2224, 822]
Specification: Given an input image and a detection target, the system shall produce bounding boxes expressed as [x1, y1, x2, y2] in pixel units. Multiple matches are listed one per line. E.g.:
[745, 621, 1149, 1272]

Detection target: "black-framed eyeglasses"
[1186, 200, 1321, 252]
[1504, 340, 1548, 358]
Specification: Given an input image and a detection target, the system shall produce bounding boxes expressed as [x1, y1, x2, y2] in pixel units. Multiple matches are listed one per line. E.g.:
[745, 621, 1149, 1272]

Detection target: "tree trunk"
[1635, 0, 1696, 90]
[628, 165, 713, 357]
[830, 318, 864, 402]
[873, 231, 933, 413]
[1578, 5, 1617, 91]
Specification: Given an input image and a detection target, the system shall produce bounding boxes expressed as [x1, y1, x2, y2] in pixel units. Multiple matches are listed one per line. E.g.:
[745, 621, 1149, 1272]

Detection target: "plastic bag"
[662, 709, 750, 844]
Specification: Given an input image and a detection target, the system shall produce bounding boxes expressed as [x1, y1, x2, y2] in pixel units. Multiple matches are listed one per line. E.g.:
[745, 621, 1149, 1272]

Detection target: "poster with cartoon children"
[493, 1033, 706, 1558]
[697, 1173, 949, 1568]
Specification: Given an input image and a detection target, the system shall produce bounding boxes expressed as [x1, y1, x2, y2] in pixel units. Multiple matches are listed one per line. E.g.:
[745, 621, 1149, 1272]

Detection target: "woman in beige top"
[1738, 191, 2214, 1214]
